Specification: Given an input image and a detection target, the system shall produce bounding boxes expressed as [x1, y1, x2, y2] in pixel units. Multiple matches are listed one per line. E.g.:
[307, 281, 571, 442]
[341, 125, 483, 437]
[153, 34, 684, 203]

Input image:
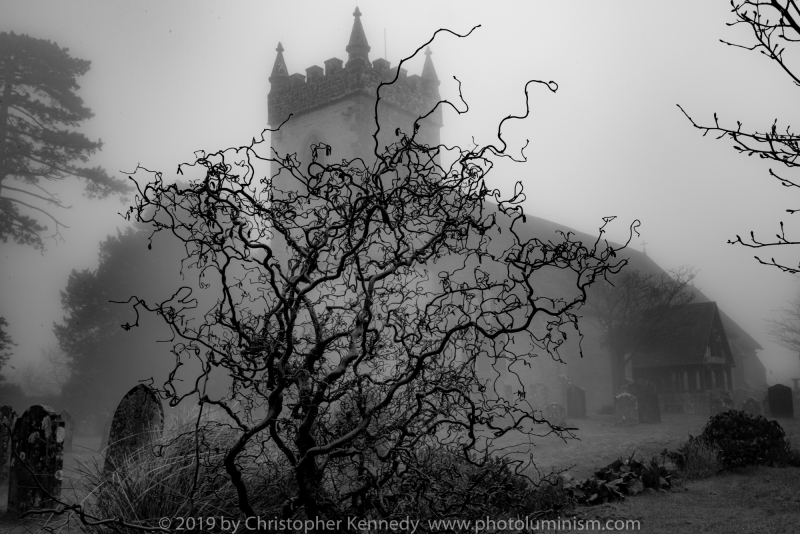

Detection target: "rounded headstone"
[767, 384, 794, 419]
[104, 385, 164, 472]
[625, 380, 660, 423]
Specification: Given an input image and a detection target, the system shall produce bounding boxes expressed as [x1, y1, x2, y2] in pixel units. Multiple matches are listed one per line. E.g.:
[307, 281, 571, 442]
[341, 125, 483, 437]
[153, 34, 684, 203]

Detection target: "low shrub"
[667, 435, 720, 480]
[700, 410, 799, 469]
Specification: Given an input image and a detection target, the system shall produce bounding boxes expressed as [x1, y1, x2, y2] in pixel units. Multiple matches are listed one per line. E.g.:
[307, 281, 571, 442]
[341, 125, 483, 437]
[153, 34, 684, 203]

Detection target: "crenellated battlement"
[267, 7, 442, 132]
[268, 57, 441, 128]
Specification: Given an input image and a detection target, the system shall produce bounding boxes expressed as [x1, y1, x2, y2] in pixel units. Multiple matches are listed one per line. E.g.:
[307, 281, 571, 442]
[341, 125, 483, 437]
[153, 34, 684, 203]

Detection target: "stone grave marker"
[566, 384, 586, 418]
[1, 405, 17, 485]
[742, 396, 761, 417]
[545, 403, 567, 427]
[709, 389, 734, 416]
[614, 392, 639, 426]
[625, 380, 660, 423]
[104, 384, 164, 472]
[767, 384, 794, 419]
[7, 405, 64, 517]
[59, 409, 74, 453]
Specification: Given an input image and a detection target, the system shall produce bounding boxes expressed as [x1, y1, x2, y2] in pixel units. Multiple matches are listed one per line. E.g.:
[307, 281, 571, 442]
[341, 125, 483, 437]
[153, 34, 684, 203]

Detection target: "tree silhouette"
[54, 225, 186, 419]
[0, 316, 14, 382]
[680, 1, 800, 273]
[766, 289, 800, 355]
[585, 268, 696, 397]
[38, 30, 637, 529]
[0, 32, 130, 249]
[111, 36, 635, 523]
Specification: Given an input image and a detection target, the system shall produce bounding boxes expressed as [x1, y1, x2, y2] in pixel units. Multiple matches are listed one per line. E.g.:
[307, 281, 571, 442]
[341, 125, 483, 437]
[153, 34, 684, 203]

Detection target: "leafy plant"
[566, 454, 673, 505]
[699, 410, 798, 469]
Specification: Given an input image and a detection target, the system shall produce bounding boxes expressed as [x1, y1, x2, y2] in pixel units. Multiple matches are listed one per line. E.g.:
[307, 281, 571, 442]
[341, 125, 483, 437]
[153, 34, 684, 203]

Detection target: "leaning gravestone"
[742, 396, 761, 417]
[59, 409, 74, 453]
[545, 403, 567, 427]
[104, 385, 164, 472]
[625, 380, 660, 423]
[767, 384, 794, 419]
[614, 392, 639, 426]
[567, 384, 586, 418]
[1, 405, 17, 485]
[7, 405, 64, 517]
[709, 389, 734, 416]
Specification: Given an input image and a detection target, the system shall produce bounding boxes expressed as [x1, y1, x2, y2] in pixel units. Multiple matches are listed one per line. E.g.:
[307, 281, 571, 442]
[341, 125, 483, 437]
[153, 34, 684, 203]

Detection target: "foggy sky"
[2, 0, 800, 386]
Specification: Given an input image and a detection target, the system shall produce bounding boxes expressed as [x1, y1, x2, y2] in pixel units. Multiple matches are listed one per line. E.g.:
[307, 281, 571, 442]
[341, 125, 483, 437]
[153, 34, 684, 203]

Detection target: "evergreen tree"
[0, 316, 14, 382]
[0, 32, 129, 249]
[54, 225, 185, 418]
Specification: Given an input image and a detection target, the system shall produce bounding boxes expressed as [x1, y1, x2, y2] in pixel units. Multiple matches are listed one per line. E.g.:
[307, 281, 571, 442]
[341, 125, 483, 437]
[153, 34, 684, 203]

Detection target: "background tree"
[55, 224, 187, 420]
[105, 35, 634, 522]
[766, 289, 800, 357]
[16, 344, 71, 397]
[680, 1, 800, 273]
[0, 32, 130, 249]
[585, 268, 696, 396]
[0, 316, 14, 382]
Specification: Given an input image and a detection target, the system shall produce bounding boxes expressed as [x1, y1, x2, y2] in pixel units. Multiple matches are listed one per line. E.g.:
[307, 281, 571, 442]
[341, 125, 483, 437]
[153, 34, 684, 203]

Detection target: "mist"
[2, 0, 799, 399]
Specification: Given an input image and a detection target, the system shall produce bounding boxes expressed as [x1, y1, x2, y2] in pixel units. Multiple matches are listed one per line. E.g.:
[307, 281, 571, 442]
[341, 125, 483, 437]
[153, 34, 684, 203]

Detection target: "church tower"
[267, 7, 443, 169]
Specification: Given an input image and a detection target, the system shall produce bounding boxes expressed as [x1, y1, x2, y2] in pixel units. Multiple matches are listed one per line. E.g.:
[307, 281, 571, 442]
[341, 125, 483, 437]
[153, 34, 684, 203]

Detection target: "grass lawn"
[574, 466, 800, 533]
[1, 414, 799, 532]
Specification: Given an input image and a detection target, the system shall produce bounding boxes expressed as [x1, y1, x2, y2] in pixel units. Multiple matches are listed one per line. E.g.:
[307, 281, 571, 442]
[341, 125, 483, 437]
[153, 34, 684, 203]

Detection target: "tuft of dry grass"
[671, 437, 721, 481]
[75, 410, 292, 533]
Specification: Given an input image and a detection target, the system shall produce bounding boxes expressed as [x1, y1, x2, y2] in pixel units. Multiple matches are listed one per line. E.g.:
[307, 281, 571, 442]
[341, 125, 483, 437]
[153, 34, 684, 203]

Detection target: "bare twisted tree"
[85, 32, 638, 529]
[680, 0, 800, 273]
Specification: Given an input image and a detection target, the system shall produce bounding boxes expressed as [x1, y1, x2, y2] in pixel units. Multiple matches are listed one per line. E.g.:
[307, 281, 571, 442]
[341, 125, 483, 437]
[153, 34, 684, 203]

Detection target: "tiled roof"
[632, 301, 734, 369]
[512, 214, 763, 352]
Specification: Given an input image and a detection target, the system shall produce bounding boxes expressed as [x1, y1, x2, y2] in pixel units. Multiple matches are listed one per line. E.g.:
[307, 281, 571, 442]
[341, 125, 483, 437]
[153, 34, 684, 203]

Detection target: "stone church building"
[266, 8, 768, 414]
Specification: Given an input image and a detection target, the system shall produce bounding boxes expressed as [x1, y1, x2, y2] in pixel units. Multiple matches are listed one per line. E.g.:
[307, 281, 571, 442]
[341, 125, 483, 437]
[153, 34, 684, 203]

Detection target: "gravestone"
[530, 383, 549, 412]
[7, 405, 64, 517]
[709, 389, 734, 416]
[1, 405, 17, 485]
[767, 384, 794, 419]
[742, 396, 761, 417]
[682, 392, 695, 415]
[545, 403, 567, 427]
[625, 380, 660, 423]
[566, 384, 586, 418]
[614, 392, 639, 426]
[59, 409, 74, 453]
[104, 385, 164, 472]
